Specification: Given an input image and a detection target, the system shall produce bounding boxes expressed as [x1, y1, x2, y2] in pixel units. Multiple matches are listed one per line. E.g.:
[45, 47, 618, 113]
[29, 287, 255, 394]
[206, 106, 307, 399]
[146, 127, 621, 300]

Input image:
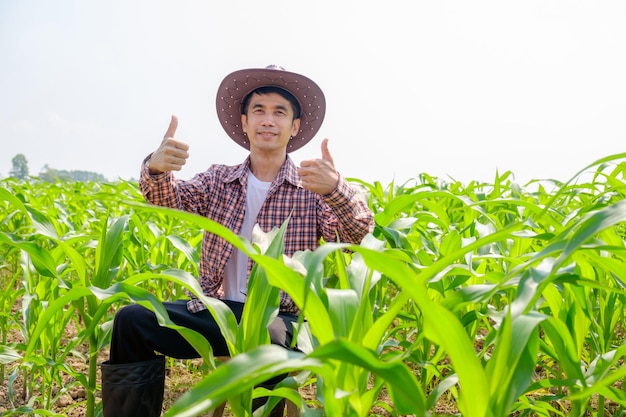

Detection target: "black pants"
[109, 299, 299, 364]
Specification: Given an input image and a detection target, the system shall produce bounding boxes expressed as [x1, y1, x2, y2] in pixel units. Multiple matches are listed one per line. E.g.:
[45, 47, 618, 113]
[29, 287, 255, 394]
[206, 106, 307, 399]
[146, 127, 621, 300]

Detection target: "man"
[100, 65, 374, 416]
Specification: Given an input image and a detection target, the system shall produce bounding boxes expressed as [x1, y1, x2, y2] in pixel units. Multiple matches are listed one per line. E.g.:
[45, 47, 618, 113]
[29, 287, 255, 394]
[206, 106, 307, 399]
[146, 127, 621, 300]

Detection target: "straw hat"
[216, 65, 326, 152]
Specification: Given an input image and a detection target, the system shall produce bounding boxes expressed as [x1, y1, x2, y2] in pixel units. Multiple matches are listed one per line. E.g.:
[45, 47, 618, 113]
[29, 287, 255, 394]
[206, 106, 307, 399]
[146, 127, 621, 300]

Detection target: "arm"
[319, 175, 374, 244]
[298, 138, 374, 244]
[138, 115, 207, 214]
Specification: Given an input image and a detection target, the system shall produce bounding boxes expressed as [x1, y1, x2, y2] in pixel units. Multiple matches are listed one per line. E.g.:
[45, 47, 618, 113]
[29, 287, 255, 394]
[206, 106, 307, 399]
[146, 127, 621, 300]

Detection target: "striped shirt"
[139, 155, 374, 314]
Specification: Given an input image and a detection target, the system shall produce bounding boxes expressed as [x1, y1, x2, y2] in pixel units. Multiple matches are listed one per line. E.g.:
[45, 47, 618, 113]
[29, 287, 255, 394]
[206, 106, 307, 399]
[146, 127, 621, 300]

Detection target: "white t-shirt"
[222, 171, 271, 302]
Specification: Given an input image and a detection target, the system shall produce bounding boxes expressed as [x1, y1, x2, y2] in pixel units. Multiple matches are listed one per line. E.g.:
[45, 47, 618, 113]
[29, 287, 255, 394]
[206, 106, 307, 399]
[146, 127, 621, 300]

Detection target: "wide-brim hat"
[216, 65, 326, 153]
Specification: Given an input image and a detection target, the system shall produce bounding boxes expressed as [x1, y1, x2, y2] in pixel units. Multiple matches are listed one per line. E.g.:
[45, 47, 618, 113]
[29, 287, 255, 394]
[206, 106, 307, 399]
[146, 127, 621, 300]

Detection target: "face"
[241, 92, 301, 155]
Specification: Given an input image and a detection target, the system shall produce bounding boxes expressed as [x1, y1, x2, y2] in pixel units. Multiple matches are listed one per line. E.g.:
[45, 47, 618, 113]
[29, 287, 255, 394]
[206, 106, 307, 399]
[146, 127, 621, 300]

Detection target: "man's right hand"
[147, 115, 190, 174]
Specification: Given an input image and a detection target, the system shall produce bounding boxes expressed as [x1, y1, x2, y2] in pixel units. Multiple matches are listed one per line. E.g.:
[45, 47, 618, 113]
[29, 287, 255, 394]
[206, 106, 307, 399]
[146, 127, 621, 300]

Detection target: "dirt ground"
[0, 302, 457, 416]
[0, 345, 285, 416]
[2, 322, 621, 417]
[0, 336, 429, 417]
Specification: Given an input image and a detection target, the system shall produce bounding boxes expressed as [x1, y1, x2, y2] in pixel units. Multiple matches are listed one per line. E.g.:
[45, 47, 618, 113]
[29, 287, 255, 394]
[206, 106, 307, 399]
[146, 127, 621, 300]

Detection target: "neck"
[249, 151, 286, 182]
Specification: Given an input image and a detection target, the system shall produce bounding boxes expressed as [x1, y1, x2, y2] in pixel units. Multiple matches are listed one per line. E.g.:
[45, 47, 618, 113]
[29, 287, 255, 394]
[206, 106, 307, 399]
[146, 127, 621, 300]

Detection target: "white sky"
[1, 1, 625, 186]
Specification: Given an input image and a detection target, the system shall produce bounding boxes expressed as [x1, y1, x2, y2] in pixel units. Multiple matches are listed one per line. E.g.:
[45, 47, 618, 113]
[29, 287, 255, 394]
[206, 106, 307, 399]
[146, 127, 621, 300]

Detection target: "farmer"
[100, 65, 375, 416]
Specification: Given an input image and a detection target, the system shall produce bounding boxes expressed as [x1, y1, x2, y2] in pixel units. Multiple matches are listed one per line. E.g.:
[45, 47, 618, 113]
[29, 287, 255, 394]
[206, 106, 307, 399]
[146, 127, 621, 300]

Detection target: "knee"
[268, 320, 294, 350]
[113, 304, 155, 332]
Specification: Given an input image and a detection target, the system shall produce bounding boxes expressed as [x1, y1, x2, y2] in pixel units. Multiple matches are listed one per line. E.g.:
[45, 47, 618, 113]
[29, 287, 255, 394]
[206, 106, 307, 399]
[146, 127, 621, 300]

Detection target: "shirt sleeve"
[139, 155, 178, 208]
[138, 155, 211, 215]
[319, 174, 374, 244]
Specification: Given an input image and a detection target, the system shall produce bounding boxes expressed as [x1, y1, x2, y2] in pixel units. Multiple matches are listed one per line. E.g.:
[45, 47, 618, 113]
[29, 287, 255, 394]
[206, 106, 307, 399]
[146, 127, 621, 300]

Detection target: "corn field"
[1, 153, 626, 417]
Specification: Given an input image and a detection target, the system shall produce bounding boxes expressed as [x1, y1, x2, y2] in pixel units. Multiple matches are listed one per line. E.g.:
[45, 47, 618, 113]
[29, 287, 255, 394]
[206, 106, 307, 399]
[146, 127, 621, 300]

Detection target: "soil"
[0, 324, 447, 417]
[5, 314, 620, 416]
[0, 348, 404, 417]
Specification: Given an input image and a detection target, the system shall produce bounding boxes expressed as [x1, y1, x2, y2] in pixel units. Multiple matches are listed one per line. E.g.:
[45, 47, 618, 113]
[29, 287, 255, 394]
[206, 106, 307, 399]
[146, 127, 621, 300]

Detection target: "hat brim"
[216, 67, 326, 152]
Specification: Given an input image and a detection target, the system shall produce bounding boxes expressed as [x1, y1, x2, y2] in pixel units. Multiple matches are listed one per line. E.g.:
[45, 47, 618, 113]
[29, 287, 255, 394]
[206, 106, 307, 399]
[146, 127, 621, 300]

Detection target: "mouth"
[257, 131, 277, 139]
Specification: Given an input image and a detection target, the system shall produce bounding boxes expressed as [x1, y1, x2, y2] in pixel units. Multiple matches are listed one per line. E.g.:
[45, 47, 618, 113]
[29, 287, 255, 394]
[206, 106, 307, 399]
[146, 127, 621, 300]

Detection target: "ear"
[291, 118, 301, 137]
[241, 114, 248, 132]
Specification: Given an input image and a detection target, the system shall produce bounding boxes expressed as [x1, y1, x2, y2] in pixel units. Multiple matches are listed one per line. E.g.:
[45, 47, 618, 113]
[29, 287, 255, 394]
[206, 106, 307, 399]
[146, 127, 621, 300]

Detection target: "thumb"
[321, 138, 334, 163]
[164, 114, 178, 139]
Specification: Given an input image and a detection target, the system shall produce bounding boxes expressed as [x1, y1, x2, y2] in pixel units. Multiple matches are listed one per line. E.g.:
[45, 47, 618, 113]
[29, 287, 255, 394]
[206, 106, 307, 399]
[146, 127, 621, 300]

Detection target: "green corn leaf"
[24, 205, 59, 240]
[123, 269, 240, 354]
[166, 234, 199, 264]
[0, 232, 58, 278]
[350, 245, 490, 417]
[93, 215, 129, 288]
[326, 288, 359, 340]
[309, 338, 426, 416]
[238, 220, 288, 353]
[0, 345, 22, 364]
[540, 317, 586, 384]
[164, 345, 324, 417]
[486, 312, 546, 415]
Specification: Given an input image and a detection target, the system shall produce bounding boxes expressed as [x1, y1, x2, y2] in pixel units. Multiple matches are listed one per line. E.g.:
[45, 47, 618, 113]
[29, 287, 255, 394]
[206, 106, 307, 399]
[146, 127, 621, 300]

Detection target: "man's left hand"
[298, 138, 339, 195]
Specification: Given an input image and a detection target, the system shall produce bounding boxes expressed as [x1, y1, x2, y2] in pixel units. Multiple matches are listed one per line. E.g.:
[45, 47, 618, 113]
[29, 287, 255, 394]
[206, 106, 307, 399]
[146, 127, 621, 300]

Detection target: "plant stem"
[86, 333, 98, 417]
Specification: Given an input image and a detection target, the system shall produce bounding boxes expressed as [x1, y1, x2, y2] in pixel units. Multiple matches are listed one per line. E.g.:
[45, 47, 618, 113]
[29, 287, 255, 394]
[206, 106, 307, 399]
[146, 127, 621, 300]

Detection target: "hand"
[298, 138, 339, 195]
[148, 115, 190, 174]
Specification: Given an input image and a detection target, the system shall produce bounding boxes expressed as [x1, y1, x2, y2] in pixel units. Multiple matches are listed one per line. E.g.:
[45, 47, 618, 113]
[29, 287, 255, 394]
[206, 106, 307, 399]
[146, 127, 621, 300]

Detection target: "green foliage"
[1, 155, 626, 416]
[38, 165, 107, 182]
[8, 154, 29, 179]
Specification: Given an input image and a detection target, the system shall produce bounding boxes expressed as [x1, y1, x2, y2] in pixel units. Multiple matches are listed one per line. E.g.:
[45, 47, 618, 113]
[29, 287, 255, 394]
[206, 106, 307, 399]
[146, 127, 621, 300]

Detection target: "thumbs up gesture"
[298, 138, 339, 195]
[148, 115, 190, 174]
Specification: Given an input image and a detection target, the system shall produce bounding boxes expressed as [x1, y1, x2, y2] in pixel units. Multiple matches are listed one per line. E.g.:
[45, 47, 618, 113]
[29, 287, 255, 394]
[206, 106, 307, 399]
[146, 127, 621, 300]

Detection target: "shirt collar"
[224, 158, 250, 183]
[224, 155, 302, 188]
[280, 156, 301, 187]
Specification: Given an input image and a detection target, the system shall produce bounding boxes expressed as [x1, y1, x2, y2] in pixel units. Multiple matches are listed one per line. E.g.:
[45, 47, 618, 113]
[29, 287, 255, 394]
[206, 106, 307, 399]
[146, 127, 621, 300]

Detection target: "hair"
[241, 86, 302, 121]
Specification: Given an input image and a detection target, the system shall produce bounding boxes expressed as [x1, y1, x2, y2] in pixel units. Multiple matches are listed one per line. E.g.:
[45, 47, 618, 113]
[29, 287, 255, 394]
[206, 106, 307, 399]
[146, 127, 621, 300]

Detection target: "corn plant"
[0, 181, 203, 416]
[1, 153, 626, 416]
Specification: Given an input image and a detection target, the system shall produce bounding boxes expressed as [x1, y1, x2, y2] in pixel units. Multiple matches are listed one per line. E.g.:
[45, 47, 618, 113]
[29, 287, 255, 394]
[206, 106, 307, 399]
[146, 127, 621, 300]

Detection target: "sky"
[1, 1, 625, 186]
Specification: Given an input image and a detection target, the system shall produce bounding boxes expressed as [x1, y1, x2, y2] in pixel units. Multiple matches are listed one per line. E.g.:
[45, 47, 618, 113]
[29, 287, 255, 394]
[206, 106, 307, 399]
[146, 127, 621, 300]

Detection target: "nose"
[261, 114, 276, 126]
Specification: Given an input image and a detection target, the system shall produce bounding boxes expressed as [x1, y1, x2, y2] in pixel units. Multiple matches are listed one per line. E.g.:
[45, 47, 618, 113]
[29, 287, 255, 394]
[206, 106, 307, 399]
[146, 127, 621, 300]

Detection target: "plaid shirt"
[139, 155, 374, 314]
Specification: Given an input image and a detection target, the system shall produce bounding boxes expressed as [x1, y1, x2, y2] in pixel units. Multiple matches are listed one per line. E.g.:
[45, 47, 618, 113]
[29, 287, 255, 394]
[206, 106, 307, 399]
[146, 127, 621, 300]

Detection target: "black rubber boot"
[252, 374, 287, 417]
[101, 356, 165, 417]
[252, 396, 286, 417]
[269, 398, 286, 417]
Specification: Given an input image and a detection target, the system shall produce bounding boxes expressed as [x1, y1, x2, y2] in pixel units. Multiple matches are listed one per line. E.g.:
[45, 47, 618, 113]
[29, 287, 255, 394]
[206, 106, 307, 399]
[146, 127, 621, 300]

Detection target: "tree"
[9, 154, 29, 179]
[38, 165, 107, 182]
